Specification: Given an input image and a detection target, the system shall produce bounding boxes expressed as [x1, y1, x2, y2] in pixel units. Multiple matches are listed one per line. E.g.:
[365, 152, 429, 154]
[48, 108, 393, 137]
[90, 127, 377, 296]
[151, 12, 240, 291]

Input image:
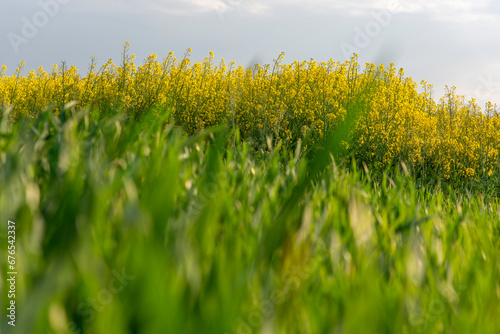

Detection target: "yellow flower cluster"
[1, 43, 499, 182]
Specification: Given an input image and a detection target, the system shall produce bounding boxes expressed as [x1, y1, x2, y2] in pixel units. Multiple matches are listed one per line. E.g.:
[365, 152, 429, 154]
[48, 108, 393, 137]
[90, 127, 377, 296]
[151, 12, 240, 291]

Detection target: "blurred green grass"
[1, 105, 500, 334]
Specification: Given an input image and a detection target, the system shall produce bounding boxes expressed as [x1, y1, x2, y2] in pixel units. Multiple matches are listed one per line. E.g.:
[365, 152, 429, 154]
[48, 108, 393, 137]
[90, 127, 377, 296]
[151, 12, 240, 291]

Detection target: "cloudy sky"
[2, 0, 500, 106]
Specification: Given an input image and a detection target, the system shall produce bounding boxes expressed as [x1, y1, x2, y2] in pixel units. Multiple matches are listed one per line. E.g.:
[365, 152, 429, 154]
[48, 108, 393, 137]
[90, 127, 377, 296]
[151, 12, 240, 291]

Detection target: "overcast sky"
[2, 0, 500, 107]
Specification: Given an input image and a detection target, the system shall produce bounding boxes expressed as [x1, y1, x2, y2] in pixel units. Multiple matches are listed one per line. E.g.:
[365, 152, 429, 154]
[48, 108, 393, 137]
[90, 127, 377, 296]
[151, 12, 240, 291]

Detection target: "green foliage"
[1, 106, 500, 334]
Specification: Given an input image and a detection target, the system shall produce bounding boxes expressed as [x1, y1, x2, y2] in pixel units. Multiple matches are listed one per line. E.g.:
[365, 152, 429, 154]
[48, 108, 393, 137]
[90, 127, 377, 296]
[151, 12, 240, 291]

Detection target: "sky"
[2, 0, 500, 107]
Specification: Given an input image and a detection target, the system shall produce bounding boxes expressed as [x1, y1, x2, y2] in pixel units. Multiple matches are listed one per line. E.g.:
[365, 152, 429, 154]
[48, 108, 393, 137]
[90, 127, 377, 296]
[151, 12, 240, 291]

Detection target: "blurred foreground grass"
[1, 105, 500, 334]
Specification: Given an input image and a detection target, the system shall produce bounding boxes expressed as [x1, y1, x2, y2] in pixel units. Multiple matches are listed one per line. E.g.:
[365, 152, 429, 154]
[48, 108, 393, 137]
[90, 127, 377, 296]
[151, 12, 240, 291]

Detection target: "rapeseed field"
[1, 45, 500, 333]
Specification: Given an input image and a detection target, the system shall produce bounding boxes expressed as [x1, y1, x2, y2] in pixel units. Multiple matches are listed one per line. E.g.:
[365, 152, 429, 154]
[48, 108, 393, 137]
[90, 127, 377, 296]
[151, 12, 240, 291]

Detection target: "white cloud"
[127, 0, 269, 17]
[89, 0, 496, 22]
[201, 0, 498, 22]
[394, 0, 497, 22]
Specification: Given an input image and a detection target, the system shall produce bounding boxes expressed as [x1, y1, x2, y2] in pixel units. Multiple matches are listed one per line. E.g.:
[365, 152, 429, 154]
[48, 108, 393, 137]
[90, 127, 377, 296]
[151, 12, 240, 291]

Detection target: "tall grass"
[1, 104, 500, 333]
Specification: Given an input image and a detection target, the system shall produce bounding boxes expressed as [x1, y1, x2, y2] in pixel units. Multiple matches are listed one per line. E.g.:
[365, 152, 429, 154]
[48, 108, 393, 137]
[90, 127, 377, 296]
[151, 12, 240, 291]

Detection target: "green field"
[1, 104, 500, 334]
